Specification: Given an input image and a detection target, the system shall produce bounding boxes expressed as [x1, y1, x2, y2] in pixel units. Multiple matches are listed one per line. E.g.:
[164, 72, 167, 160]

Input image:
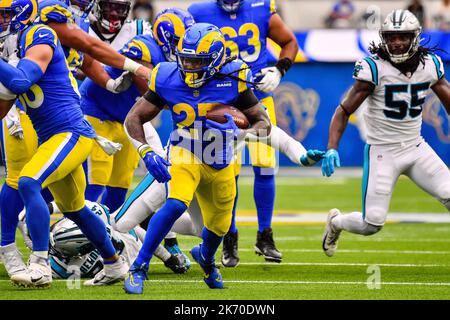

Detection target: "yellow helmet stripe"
[40, 5, 72, 23]
[196, 31, 224, 54]
[0, 0, 13, 8]
[153, 13, 185, 46]
[129, 40, 152, 64]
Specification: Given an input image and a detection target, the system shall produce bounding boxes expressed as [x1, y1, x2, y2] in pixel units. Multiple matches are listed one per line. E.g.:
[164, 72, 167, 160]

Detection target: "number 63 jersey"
[353, 54, 445, 145]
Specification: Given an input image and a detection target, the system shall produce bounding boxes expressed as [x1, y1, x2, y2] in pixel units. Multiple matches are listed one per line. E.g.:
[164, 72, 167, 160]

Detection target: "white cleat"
[83, 256, 128, 286]
[0, 243, 27, 277]
[10, 254, 52, 288]
[322, 208, 342, 257]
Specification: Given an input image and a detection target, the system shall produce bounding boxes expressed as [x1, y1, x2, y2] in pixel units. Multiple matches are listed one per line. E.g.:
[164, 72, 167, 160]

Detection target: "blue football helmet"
[153, 8, 194, 62]
[176, 23, 226, 88]
[0, 0, 38, 39]
[217, 0, 243, 13]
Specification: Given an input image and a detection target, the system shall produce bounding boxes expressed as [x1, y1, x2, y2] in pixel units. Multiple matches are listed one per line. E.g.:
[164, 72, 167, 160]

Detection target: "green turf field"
[1, 176, 450, 299]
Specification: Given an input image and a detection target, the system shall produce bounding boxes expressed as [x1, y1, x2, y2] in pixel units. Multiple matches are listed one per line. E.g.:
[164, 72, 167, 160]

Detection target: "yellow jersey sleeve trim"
[238, 63, 250, 94]
[149, 63, 161, 93]
[40, 4, 73, 23]
[25, 25, 58, 51]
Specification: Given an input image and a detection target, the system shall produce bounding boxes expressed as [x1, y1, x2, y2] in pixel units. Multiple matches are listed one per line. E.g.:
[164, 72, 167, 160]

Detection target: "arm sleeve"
[39, 3, 73, 24]
[353, 57, 378, 86]
[0, 58, 44, 94]
[235, 88, 259, 111]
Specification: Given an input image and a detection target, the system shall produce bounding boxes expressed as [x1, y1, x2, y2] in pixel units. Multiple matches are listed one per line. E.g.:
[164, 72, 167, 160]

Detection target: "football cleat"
[123, 263, 148, 295]
[83, 256, 128, 286]
[164, 254, 190, 274]
[190, 245, 224, 289]
[255, 228, 282, 263]
[322, 208, 342, 257]
[10, 254, 52, 288]
[221, 231, 239, 268]
[164, 239, 191, 271]
[0, 243, 27, 277]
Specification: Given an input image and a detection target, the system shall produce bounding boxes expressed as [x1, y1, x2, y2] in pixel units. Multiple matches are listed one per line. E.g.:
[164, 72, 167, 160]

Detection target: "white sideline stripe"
[150, 261, 447, 268]
[228, 248, 450, 255]
[1, 280, 449, 287]
[237, 213, 450, 224]
[144, 279, 450, 287]
[237, 236, 450, 243]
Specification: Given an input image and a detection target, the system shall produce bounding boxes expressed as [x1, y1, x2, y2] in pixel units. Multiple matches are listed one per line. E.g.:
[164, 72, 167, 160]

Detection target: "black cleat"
[221, 231, 239, 267]
[164, 254, 189, 274]
[255, 228, 282, 263]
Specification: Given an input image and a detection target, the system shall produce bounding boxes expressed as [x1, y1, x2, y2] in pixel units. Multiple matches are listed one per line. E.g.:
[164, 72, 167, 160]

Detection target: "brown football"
[206, 104, 250, 129]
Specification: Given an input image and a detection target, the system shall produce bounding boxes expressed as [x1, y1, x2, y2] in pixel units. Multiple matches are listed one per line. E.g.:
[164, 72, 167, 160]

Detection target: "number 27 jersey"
[353, 54, 445, 145]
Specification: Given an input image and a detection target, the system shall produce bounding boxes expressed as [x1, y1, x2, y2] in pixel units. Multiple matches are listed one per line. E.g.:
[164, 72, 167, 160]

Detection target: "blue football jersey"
[18, 24, 95, 143]
[80, 34, 165, 123]
[189, 0, 277, 100]
[149, 60, 253, 169]
[39, 0, 90, 75]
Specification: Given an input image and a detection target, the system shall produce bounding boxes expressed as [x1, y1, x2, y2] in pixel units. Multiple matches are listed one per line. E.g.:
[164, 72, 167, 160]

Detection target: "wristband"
[275, 58, 293, 77]
[138, 144, 153, 158]
[123, 57, 142, 74]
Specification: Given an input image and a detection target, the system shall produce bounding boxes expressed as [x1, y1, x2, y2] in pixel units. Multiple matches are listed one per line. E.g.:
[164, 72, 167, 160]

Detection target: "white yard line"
[226, 248, 450, 255]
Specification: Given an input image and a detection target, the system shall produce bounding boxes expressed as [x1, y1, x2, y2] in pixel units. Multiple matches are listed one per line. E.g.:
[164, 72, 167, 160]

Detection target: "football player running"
[322, 10, 450, 256]
[0, 0, 127, 288]
[123, 23, 272, 294]
[188, 0, 299, 266]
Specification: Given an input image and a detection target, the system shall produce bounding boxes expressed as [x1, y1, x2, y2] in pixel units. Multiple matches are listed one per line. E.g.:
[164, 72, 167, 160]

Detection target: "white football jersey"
[88, 19, 152, 51]
[353, 54, 445, 145]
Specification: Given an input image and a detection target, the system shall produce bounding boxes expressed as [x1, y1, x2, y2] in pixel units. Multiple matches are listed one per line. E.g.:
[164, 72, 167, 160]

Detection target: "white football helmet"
[380, 9, 422, 64]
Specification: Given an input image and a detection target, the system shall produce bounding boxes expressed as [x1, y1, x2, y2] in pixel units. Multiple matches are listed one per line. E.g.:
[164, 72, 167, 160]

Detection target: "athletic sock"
[154, 245, 171, 262]
[102, 186, 128, 212]
[85, 184, 105, 202]
[253, 166, 275, 232]
[228, 175, 239, 234]
[164, 237, 178, 247]
[0, 184, 24, 246]
[200, 227, 223, 265]
[64, 206, 116, 259]
[332, 212, 381, 235]
[18, 177, 50, 251]
[133, 198, 187, 268]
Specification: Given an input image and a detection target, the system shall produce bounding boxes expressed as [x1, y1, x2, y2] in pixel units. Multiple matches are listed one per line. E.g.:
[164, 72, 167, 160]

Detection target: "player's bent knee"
[165, 198, 188, 216]
[18, 177, 41, 197]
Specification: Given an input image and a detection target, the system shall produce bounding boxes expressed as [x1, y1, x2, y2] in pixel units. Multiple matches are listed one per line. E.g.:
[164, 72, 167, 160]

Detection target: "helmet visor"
[98, 0, 130, 20]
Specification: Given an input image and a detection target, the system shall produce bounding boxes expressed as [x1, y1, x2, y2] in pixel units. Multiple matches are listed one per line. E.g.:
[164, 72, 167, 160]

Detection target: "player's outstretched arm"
[432, 77, 450, 114]
[48, 22, 151, 80]
[323, 80, 373, 177]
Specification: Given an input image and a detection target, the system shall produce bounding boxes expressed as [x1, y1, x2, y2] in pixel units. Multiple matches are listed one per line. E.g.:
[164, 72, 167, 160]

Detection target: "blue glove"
[322, 149, 340, 177]
[205, 113, 241, 137]
[300, 149, 326, 166]
[140, 146, 171, 183]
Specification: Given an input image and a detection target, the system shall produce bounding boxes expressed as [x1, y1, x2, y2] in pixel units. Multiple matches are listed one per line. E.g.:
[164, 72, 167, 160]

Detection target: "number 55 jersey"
[353, 54, 445, 146]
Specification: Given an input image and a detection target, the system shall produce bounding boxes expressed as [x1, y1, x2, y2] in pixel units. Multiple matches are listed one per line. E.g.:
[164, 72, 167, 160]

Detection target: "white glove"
[256, 66, 282, 93]
[105, 71, 134, 93]
[5, 107, 23, 140]
[95, 135, 123, 156]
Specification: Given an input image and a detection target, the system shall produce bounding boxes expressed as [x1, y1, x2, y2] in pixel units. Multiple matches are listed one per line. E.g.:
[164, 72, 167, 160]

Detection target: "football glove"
[255, 66, 282, 93]
[139, 144, 171, 183]
[5, 108, 23, 140]
[105, 71, 134, 93]
[300, 149, 326, 166]
[322, 149, 340, 177]
[95, 136, 123, 156]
